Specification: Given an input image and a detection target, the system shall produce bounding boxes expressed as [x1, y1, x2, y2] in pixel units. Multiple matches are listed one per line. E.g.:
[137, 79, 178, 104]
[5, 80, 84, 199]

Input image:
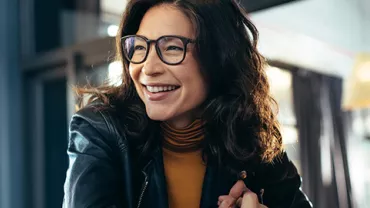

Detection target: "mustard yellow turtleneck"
[161, 119, 206, 208]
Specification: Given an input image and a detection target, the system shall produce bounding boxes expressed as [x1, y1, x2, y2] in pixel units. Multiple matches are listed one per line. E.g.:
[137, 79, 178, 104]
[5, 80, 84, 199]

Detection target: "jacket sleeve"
[259, 152, 312, 208]
[62, 107, 125, 208]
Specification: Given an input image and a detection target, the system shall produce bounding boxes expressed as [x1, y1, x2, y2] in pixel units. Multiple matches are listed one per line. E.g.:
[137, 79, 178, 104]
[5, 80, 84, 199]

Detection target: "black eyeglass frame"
[121, 35, 196, 65]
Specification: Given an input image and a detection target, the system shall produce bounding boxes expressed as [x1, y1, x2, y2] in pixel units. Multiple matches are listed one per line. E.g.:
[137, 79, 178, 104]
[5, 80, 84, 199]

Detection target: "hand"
[218, 180, 267, 208]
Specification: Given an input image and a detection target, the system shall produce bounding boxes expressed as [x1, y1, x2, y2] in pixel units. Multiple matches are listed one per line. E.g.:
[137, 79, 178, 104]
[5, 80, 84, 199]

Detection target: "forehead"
[136, 5, 195, 39]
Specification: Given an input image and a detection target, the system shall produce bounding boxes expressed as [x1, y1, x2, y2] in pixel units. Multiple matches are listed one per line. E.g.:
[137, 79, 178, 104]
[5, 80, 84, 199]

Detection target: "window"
[266, 66, 301, 173]
[348, 108, 370, 208]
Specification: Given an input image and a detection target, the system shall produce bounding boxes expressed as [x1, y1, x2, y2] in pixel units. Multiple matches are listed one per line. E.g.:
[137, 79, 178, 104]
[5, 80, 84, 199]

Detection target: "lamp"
[342, 53, 370, 110]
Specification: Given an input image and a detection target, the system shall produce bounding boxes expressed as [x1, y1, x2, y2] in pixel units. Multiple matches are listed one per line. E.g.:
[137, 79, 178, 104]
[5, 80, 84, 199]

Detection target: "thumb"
[229, 180, 247, 199]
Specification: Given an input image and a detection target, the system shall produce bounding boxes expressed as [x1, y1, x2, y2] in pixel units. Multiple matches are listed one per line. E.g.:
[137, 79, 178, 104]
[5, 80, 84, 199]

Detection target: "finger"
[235, 187, 252, 208]
[218, 195, 232, 202]
[236, 199, 268, 208]
[218, 195, 237, 208]
[240, 189, 259, 208]
[218, 195, 230, 206]
[236, 197, 243, 207]
[229, 180, 247, 199]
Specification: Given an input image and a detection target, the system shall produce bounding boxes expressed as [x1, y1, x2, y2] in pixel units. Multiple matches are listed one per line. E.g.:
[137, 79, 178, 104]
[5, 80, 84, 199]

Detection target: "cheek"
[195, 79, 208, 102]
[196, 71, 209, 102]
[129, 64, 140, 83]
[128, 65, 144, 98]
[183, 69, 208, 101]
[180, 58, 208, 100]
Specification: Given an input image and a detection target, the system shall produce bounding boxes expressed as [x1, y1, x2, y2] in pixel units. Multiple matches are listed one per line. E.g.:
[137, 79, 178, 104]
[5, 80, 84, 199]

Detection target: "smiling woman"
[63, 1, 312, 208]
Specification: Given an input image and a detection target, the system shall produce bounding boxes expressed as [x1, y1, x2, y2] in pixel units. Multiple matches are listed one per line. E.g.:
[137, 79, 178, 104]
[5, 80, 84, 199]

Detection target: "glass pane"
[107, 61, 123, 86]
[266, 66, 300, 173]
[266, 66, 296, 126]
[347, 108, 370, 208]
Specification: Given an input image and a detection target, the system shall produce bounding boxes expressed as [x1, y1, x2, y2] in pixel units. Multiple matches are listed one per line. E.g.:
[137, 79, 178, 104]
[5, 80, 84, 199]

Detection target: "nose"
[142, 45, 165, 76]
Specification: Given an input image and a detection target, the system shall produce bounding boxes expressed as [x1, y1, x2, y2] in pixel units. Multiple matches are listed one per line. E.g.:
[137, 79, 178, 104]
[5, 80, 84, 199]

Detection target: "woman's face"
[128, 5, 208, 129]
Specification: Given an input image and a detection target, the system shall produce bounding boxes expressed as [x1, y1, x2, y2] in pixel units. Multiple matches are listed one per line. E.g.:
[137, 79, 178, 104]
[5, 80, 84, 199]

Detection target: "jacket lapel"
[139, 148, 169, 208]
[200, 165, 220, 208]
[200, 165, 239, 208]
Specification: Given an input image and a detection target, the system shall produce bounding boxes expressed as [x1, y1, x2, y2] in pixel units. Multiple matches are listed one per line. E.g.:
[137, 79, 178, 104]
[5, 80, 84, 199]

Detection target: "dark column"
[34, 0, 61, 52]
[0, 1, 24, 208]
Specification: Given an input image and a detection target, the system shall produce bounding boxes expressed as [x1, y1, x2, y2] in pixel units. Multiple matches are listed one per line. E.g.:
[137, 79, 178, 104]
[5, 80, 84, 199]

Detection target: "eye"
[134, 45, 146, 51]
[166, 46, 184, 51]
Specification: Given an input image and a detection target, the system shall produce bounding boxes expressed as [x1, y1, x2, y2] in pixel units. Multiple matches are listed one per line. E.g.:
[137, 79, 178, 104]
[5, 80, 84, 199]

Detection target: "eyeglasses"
[121, 35, 196, 65]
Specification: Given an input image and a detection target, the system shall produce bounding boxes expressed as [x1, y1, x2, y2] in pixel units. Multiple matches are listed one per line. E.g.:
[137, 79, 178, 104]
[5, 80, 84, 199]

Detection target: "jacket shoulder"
[257, 151, 299, 182]
[256, 151, 312, 207]
[64, 101, 131, 208]
[70, 101, 130, 150]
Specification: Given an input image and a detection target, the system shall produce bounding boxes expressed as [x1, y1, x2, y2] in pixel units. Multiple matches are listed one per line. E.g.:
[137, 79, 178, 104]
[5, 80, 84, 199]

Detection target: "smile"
[143, 85, 180, 101]
[145, 85, 179, 93]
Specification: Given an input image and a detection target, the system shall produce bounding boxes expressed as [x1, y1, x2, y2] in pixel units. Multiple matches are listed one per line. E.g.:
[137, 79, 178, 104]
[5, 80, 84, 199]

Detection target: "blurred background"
[0, 0, 369, 207]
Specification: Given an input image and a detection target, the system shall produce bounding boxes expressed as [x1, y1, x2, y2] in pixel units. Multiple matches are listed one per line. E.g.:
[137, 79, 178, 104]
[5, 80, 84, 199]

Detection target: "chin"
[147, 114, 168, 121]
[145, 108, 175, 122]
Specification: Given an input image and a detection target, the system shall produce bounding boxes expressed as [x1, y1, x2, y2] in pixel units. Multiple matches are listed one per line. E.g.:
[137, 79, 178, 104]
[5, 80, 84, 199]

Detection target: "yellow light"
[342, 53, 370, 110]
[356, 61, 370, 83]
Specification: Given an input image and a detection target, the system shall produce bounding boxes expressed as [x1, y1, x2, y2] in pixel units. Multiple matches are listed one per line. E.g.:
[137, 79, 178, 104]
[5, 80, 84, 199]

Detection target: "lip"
[142, 84, 180, 101]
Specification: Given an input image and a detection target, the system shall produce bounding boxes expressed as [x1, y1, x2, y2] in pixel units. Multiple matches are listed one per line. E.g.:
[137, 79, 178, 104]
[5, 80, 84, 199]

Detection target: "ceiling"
[241, 0, 303, 12]
[250, 0, 370, 78]
[100, 0, 303, 15]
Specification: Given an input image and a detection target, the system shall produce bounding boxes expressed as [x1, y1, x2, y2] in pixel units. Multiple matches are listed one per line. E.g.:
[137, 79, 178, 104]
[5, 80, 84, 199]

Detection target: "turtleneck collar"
[160, 119, 205, 152]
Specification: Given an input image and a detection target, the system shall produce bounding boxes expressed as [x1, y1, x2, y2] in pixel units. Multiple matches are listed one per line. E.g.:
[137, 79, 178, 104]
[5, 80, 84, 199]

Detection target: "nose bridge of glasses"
[145, 40, 161, 61]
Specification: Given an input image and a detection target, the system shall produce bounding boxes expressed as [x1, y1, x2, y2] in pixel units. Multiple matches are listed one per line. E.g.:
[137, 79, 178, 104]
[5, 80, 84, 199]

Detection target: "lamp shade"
[342, 53, 370, 110]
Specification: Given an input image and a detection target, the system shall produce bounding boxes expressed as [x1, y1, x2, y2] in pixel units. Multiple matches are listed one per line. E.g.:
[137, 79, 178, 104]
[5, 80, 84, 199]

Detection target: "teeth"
[146, 85, 177, 93]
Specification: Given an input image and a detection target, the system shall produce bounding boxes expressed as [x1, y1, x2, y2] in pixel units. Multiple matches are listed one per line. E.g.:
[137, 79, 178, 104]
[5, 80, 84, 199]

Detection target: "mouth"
[144, 85, 180, 93]
[142, 84, 180, 101]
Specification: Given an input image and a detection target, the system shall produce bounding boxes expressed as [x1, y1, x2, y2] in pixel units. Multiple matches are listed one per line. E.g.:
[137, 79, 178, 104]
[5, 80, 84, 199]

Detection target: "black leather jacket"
[63, 103, 312, 208]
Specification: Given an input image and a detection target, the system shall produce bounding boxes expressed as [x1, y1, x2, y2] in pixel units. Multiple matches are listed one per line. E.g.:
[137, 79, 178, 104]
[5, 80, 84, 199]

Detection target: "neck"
[164, 108, 203, 129]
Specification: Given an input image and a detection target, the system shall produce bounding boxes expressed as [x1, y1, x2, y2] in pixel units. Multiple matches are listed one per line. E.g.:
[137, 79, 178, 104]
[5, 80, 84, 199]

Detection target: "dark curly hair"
[76, 0, 283, 170]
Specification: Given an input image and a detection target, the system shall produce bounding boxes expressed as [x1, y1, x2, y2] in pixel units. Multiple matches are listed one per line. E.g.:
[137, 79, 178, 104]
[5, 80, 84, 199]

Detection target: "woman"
[63, 0, 312, 207]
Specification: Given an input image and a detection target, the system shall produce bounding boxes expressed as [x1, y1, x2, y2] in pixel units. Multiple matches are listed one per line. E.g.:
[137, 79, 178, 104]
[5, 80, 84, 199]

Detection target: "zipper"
[137, 171, 149, 208]
[259, 188, 265, 205]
